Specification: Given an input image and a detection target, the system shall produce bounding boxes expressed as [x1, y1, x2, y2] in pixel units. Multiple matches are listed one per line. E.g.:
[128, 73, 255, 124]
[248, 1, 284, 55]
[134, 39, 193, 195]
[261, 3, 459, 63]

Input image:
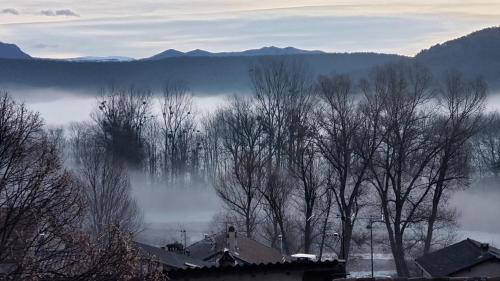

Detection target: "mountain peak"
[186, 49, 212, 56]
[0, 42, 32, 60]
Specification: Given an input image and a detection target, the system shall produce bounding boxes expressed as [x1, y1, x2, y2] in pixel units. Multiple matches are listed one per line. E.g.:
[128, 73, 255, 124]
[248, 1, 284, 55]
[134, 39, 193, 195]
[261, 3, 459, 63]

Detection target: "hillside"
[0, 53, 404, 95]
[0, 42, 31, 59]
[415, 26, 500, 90]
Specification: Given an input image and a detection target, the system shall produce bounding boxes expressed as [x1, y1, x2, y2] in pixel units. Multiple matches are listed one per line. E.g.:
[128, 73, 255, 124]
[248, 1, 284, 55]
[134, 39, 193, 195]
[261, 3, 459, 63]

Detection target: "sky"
[1, 0, 500, 59]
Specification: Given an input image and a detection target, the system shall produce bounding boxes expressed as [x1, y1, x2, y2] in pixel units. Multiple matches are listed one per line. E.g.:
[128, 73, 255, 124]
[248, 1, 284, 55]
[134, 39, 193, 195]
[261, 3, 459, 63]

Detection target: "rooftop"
[134, 241, 212, 269]
[415, 238, 500, 277]
[187, 232, 285, 264]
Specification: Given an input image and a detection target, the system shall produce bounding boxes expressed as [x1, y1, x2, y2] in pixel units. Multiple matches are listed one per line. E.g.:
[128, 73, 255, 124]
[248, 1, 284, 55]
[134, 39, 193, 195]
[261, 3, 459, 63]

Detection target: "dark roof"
[415, 238, 500, 277]
[167, 259, 345, 279]
[134, 242, 212, 269]
[186, 233, 284, 264]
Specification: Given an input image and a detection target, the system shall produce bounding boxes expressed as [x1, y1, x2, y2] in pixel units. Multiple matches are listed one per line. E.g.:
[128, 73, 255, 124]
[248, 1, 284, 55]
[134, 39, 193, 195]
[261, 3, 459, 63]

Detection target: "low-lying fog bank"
[130, 175, 221, 246]
[6, 88, 500, 248]
[451, 177, 500, 245]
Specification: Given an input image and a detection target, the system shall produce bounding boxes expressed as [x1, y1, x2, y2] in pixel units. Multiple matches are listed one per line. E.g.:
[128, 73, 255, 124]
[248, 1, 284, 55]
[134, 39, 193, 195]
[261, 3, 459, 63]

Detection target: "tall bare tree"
[160, 81, 196, 186]
[0, 93, 83, 278]
[422, 72, 486, 254]
[214, 97, 265, 238]
[251, 58, 317, 252]
[363, 63, 439, 276]
[315, 74, 380, 259]
[70, 123, 143, 236]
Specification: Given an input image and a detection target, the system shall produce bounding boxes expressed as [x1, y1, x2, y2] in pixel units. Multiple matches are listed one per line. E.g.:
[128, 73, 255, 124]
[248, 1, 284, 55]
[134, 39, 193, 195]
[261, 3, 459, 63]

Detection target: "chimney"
[480, 243, 489, 256]
[227, 226, 238, 252]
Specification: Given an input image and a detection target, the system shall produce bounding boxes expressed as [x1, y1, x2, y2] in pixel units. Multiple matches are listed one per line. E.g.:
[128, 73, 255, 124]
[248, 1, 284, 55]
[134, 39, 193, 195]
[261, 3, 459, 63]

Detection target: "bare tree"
[200, 111, 224, 183]
[363, 63, 439, 276]
[422, 72, 486, 254]
[0, 93, 83, 278]
[92, 85, 151, 167]
[288, 124, 325, 254]
[160, 81, 196, 186]
[42, 224, 164, 281]
[473, 112, 500, 177]
[71, 125, 143, 236]
[214, 97, 265, 238]
[251, 58, 317, 253]
[143, 116, 162, 182]
[258, 168, 294, 253]
[315, 74, 380, 259]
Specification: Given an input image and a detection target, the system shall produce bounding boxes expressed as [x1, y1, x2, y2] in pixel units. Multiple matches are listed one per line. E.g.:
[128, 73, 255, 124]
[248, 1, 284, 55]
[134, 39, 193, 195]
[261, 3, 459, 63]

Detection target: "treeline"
[205, 60, 491, 277]
[68, 59, 497, 277]
[2, 58, 500, 279]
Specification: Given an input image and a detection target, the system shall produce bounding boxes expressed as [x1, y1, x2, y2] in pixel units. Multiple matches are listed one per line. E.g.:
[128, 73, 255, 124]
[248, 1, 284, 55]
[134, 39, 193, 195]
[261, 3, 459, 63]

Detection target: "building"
[415, 238, 500, 277]
[167, 259, 346, 281]
[187, 226, 286, 265]
[137, 226, 346, 281]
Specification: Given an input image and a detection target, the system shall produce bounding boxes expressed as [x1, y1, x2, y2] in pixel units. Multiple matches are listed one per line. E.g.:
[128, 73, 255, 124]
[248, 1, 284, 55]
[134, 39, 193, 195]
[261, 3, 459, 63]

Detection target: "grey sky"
[1, 0, 500, 58]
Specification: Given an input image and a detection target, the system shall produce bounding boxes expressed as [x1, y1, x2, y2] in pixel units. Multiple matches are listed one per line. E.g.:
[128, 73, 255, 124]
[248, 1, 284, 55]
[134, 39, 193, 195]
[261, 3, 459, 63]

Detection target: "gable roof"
[187, 233, 285, 264]
[134, 242, 212, 269]
[415, 238, 500, 277]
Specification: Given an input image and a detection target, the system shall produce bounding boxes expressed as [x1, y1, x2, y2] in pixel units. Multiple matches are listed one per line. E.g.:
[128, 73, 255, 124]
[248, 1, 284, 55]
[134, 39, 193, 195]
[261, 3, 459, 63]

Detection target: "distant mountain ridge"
[0, 42, 31, 59]
[147, 46, 325, 60]
[415, 26, 500, 89]
[2, 26, 500, 92]
[0, 52, 404, 94]
[65, 56, 135, 62]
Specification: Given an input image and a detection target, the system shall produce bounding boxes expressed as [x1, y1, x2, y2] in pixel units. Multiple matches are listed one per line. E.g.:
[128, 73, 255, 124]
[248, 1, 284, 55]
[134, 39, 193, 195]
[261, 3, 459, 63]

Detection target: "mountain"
[238, 46, 324, 56]
[415, 26, 500, 89]
[0, 42, 31, 59]
[185, 49, 213, 57]
[65, 56, 135, 62]
[3, 26, 500, 94]
[147, 46, 324, 60]
[148, 49, 185, 60]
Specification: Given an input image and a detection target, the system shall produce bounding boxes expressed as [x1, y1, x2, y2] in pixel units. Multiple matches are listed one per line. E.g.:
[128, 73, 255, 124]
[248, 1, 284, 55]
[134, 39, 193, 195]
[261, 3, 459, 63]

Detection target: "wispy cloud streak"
[41, 9, 79, 17]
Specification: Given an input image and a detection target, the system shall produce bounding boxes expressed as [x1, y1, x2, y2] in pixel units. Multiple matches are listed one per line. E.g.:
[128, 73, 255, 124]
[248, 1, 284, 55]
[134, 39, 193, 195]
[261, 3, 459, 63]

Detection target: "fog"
[130, 174, 222, 245]
[450, 178, 500, 245]
[24, 91, 228, 126]
[6, 87, 500, 247]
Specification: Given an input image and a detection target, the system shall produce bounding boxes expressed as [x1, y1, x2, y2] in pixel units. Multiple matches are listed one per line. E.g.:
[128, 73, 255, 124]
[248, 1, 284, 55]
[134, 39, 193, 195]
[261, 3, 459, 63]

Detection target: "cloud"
[32, 43, 58, 49]
[41, 9, 79, 17]
[1, 8, 20, 15]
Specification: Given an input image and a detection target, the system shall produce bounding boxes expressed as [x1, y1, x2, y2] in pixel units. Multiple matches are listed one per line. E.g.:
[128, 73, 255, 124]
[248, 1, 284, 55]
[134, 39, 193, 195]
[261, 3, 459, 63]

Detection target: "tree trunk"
[342, 218, 353, 260]
[278, 219, 290, 255]
[304, 218, 311, 253]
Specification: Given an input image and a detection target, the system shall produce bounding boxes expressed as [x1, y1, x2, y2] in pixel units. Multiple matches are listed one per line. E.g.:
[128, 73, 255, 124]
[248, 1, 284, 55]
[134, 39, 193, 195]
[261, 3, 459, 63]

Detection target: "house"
[167, 259, 346, 281]
[415, 238, 500, 277]
[138, 226, 346, 281]
[187, 226, 285, 265]
[134, 241, 212, 271]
